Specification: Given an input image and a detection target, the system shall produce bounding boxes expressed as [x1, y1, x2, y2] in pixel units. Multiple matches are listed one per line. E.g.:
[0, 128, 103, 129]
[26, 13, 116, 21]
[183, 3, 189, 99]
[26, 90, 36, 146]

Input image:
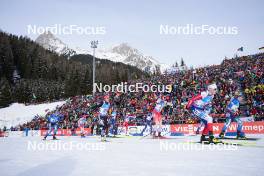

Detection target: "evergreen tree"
[180, 58, 185, 67]
[0, 77, 13, 108]
[0, 31, 148, 106]
[0, 33, 14, 82]
[175, 61, 178, 67]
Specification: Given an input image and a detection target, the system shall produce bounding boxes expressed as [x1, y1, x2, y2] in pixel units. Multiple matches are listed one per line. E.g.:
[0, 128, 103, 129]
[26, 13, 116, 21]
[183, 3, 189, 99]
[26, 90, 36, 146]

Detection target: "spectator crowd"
[11, 53, 264, 131]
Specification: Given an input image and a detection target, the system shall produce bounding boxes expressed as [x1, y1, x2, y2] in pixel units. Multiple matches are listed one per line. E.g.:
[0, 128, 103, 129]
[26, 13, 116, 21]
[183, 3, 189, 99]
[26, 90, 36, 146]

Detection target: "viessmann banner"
[37, 121, 264, 136]
[170, 121, 264, 135]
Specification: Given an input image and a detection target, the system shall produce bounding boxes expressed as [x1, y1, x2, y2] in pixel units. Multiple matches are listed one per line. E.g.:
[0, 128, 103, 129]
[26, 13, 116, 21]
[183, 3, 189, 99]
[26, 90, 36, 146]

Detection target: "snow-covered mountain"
[36, 31, 76, 57]
[35, 32, 169, 72]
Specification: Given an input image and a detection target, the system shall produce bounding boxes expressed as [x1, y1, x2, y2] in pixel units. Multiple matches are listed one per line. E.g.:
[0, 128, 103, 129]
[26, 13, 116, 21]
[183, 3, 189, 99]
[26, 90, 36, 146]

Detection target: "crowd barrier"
[2, 121, 264, 137]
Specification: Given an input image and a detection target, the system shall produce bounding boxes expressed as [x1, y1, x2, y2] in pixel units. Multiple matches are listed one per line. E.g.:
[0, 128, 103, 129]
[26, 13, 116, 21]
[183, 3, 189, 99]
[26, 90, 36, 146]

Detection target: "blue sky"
[0, 0, 263, 67]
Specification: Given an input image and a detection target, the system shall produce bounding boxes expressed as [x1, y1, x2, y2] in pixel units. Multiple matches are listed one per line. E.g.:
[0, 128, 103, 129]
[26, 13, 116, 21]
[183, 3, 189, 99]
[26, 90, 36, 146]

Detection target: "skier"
[43, 112, 63, 140]
[109, 108, 117, 137]
[219, 91, 246, 139]
[186, 84, 220, 143]
[98, 95, 111, 141]
[152, 96, 167, 138]
[123, 113, 130, 136]
[91, 114, 98, 135]
[140, 112, 153, 136]
[78, 113, 88, 138]
[195, 103, 211, 134]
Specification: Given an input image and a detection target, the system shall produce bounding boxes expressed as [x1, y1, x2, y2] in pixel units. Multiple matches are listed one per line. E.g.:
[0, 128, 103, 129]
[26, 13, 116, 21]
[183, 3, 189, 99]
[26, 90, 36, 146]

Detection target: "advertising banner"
[170, 121, 264, 135]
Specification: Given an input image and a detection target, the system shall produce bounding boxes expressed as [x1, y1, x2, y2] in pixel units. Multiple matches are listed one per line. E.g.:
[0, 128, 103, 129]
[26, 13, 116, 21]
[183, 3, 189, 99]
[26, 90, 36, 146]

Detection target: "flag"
[237, 47, 243, 52]
[33, 93, 37, 99]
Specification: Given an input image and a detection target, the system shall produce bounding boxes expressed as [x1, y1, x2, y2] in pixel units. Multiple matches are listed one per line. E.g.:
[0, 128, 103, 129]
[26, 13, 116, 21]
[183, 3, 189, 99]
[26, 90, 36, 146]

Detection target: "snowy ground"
[0, 101, 65, 128]
[1, 135, 264, 176]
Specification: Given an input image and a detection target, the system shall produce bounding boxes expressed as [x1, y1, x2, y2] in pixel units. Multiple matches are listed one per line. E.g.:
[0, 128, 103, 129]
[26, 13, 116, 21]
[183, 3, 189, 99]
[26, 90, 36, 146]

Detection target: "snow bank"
[0, 101, 65, 128]
[1, 135, 264, 176]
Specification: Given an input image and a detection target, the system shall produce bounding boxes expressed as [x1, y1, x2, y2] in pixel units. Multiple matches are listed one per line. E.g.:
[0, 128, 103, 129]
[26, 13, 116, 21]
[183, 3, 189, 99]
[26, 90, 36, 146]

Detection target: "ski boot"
[200, 135, 208, 143]
[158, 132, 162, 137]
[53, 135, 57, 140]
[101, 135, 107, 142]
[209, 132, 221, 144]
[237, 131, 247, 140]
[157, 132, 167, 139]
[210, 137, 221, 144]
[219, 132, 225, 139]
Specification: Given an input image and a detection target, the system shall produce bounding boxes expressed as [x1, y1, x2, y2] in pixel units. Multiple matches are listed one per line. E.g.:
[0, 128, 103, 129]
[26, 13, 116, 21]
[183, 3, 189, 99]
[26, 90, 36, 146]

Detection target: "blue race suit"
[44, 114, 62, 138]
[221, 97, 243, 135]
[99, 101, 110, 137]
[141, 113, 153, 135]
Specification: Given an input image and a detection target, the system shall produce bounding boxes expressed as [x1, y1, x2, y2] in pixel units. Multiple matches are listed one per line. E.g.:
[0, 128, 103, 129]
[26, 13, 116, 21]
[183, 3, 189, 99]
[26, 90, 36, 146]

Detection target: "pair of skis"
[140, 132, 169, 140]
[190, 137, 263, 148]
